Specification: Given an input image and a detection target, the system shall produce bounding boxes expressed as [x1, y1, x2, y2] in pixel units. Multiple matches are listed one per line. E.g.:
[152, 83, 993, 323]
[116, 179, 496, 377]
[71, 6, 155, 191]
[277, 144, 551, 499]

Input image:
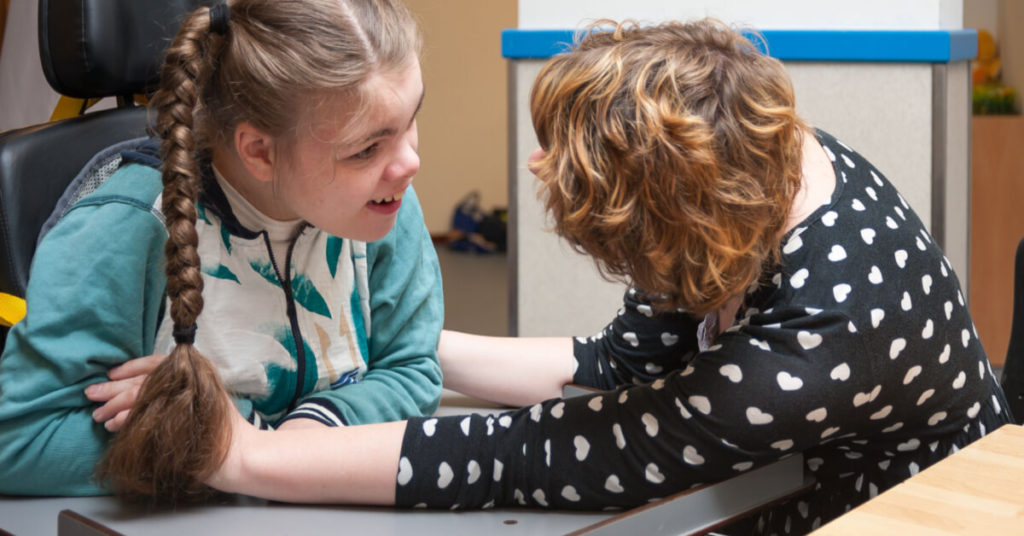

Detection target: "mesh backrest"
[37, 136, 148, 245]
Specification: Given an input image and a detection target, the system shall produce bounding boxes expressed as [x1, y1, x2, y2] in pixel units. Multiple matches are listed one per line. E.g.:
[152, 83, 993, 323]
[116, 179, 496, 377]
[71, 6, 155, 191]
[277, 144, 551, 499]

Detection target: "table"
[0, 391, 809, 536]
[0, 495, 610, 536]
[0, 454, 809, 536]
[813, 423, 1024, 534]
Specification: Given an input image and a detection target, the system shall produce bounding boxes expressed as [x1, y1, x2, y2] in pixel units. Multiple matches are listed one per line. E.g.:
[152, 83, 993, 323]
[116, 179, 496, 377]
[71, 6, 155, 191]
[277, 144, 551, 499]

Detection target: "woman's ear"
[234, 122, 276, 183]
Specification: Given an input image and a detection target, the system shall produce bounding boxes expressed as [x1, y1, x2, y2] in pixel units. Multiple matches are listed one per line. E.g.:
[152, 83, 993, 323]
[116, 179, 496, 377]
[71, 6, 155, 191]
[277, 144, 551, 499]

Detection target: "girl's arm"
[438, 330, 574, 406]
[0, 184, 168, 495]
[288, 189, 444, 427]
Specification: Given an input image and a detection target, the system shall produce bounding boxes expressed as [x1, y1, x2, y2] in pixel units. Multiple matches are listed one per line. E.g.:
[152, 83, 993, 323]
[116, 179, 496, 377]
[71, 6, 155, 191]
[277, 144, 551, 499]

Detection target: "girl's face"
[277, 60, 424, 242]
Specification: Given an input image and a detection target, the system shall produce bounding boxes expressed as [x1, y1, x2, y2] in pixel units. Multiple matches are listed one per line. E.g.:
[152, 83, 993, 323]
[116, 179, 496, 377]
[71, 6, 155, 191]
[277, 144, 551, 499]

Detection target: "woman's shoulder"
[811, 129, 913, 219]
[763, 126, 958, 330]
[784, 129, 933, 264]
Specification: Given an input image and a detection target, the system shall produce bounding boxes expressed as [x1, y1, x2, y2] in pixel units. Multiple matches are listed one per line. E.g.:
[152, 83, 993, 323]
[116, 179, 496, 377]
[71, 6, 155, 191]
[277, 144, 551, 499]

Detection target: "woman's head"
[97, 0, 422, 502]
[530, 18, 806, 317]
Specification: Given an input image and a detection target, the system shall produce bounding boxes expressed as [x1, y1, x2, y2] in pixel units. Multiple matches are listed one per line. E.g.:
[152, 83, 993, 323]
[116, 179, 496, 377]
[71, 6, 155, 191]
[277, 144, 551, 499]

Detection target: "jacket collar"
[125, 137, 261, 239]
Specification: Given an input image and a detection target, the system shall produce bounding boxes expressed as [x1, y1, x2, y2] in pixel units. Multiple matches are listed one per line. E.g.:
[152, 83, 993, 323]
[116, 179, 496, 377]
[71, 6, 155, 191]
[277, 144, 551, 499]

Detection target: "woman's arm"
[439, 330, 574, 406]
[209, 408, 404, 504]
[572, 288, 701, 390]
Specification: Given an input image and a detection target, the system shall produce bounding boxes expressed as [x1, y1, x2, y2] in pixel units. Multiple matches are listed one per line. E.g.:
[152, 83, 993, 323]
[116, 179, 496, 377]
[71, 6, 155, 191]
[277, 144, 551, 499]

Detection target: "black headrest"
[38, 0, 216, 98]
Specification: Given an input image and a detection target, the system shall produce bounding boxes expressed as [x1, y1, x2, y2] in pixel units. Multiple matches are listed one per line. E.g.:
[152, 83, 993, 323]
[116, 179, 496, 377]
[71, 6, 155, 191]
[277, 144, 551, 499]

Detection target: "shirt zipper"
[263, 228, 309, 409]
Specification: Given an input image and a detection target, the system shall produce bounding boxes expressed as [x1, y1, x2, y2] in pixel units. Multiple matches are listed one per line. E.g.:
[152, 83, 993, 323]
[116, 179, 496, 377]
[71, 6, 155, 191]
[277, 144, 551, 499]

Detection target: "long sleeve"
[0, 166, 166, 495]
[291, 188, 443, 425]
[572, 288, 701, 389]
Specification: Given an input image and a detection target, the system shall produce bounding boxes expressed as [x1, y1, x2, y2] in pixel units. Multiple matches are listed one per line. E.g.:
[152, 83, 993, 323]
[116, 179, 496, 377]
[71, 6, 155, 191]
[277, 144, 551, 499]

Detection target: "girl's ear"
[234, 122, 276, 183]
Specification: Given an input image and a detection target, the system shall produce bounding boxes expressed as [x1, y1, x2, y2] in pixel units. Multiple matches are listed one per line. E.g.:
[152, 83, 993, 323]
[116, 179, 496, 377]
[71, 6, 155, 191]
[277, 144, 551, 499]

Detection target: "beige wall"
[964, 0, 999, 40]
[404, 0, 517, 233]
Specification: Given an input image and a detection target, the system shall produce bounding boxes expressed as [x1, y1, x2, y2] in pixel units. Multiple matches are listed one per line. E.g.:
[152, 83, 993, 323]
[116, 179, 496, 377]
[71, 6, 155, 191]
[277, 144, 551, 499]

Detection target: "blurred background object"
[972, 28, 1018, 114]
[0, 1, 8, 57]
[441, 191, 507, 255]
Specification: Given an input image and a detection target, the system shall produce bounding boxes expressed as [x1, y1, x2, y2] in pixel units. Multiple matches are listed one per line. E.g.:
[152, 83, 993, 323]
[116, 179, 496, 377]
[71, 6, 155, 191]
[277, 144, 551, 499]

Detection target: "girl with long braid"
[0, 0, 439, 501]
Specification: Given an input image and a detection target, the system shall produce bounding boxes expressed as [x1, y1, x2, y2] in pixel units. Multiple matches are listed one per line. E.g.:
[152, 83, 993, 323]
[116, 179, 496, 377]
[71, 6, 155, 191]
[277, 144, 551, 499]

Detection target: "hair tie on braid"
[209, 3, 230, 35]
[173, 323, 199, 344]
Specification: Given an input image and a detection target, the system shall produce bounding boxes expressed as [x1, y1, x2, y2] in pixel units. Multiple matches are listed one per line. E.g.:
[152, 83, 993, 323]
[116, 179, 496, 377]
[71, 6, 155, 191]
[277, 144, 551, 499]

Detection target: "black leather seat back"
[0, 107, 149, 298]
[38, 0, 212, 98]
[0, 0, 213, 347]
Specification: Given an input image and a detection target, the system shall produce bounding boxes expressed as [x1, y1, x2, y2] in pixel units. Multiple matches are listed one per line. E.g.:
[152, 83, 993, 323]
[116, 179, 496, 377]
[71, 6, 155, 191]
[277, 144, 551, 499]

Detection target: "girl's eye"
[350, 142, 380, 160]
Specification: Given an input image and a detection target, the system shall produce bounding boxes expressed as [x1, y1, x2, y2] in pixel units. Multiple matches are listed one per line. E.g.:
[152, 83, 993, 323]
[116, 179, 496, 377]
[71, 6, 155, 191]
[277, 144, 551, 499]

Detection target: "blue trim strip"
[501, 29, 577, 59]
[502, 28, 977, 63]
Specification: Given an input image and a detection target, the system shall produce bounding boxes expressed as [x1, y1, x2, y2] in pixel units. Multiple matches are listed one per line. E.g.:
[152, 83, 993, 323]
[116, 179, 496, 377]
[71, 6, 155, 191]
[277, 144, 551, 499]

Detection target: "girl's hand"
[85, 353, 168, 432]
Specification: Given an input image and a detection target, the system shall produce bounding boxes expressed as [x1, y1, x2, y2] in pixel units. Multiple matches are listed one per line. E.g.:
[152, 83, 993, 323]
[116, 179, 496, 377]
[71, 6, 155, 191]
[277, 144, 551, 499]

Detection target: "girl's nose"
[387, 134, 420, 181]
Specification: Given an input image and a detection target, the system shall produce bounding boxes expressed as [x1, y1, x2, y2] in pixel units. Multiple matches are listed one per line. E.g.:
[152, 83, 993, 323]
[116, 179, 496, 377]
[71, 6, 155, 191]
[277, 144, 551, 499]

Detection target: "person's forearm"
[217, 420, 407, 504]
[438, 330, 574, 406]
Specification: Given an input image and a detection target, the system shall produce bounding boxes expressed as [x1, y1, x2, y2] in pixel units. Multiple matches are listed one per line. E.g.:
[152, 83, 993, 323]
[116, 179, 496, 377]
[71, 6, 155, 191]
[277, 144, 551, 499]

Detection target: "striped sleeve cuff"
[279, 399, 347, 427]
[246, 409, 275, 431]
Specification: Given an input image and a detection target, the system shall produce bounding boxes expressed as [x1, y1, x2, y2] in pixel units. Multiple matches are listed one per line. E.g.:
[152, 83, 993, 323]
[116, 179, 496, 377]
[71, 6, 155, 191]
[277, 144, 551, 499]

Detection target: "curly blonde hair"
[530, 18, 806, 317]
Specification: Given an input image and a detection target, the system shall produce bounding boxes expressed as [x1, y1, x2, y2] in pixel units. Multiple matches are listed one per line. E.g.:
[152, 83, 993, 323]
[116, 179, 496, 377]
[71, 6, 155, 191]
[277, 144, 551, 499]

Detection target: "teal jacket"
[0, 141, 443, 495]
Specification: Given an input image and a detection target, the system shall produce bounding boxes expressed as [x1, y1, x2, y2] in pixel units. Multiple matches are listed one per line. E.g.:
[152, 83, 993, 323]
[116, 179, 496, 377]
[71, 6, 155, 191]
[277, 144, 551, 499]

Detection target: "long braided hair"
[95, 0, 421, 503]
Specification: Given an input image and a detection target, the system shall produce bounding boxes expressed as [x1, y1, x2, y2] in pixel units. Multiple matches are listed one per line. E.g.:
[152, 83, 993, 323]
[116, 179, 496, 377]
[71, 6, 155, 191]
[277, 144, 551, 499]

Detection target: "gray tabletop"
[0, 495, 611, 536]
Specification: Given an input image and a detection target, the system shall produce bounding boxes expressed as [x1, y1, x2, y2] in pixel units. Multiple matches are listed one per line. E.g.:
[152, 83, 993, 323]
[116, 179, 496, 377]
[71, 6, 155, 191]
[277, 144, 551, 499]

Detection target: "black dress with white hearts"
[395, 130, 1012, 534]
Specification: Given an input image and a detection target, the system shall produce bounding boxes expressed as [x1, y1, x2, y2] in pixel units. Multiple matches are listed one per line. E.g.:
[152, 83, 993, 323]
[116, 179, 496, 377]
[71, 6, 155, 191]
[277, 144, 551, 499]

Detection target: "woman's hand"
[84, 353, 167, 432]
[206, 399, 260, 494]
[206, 409, 406, 504]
